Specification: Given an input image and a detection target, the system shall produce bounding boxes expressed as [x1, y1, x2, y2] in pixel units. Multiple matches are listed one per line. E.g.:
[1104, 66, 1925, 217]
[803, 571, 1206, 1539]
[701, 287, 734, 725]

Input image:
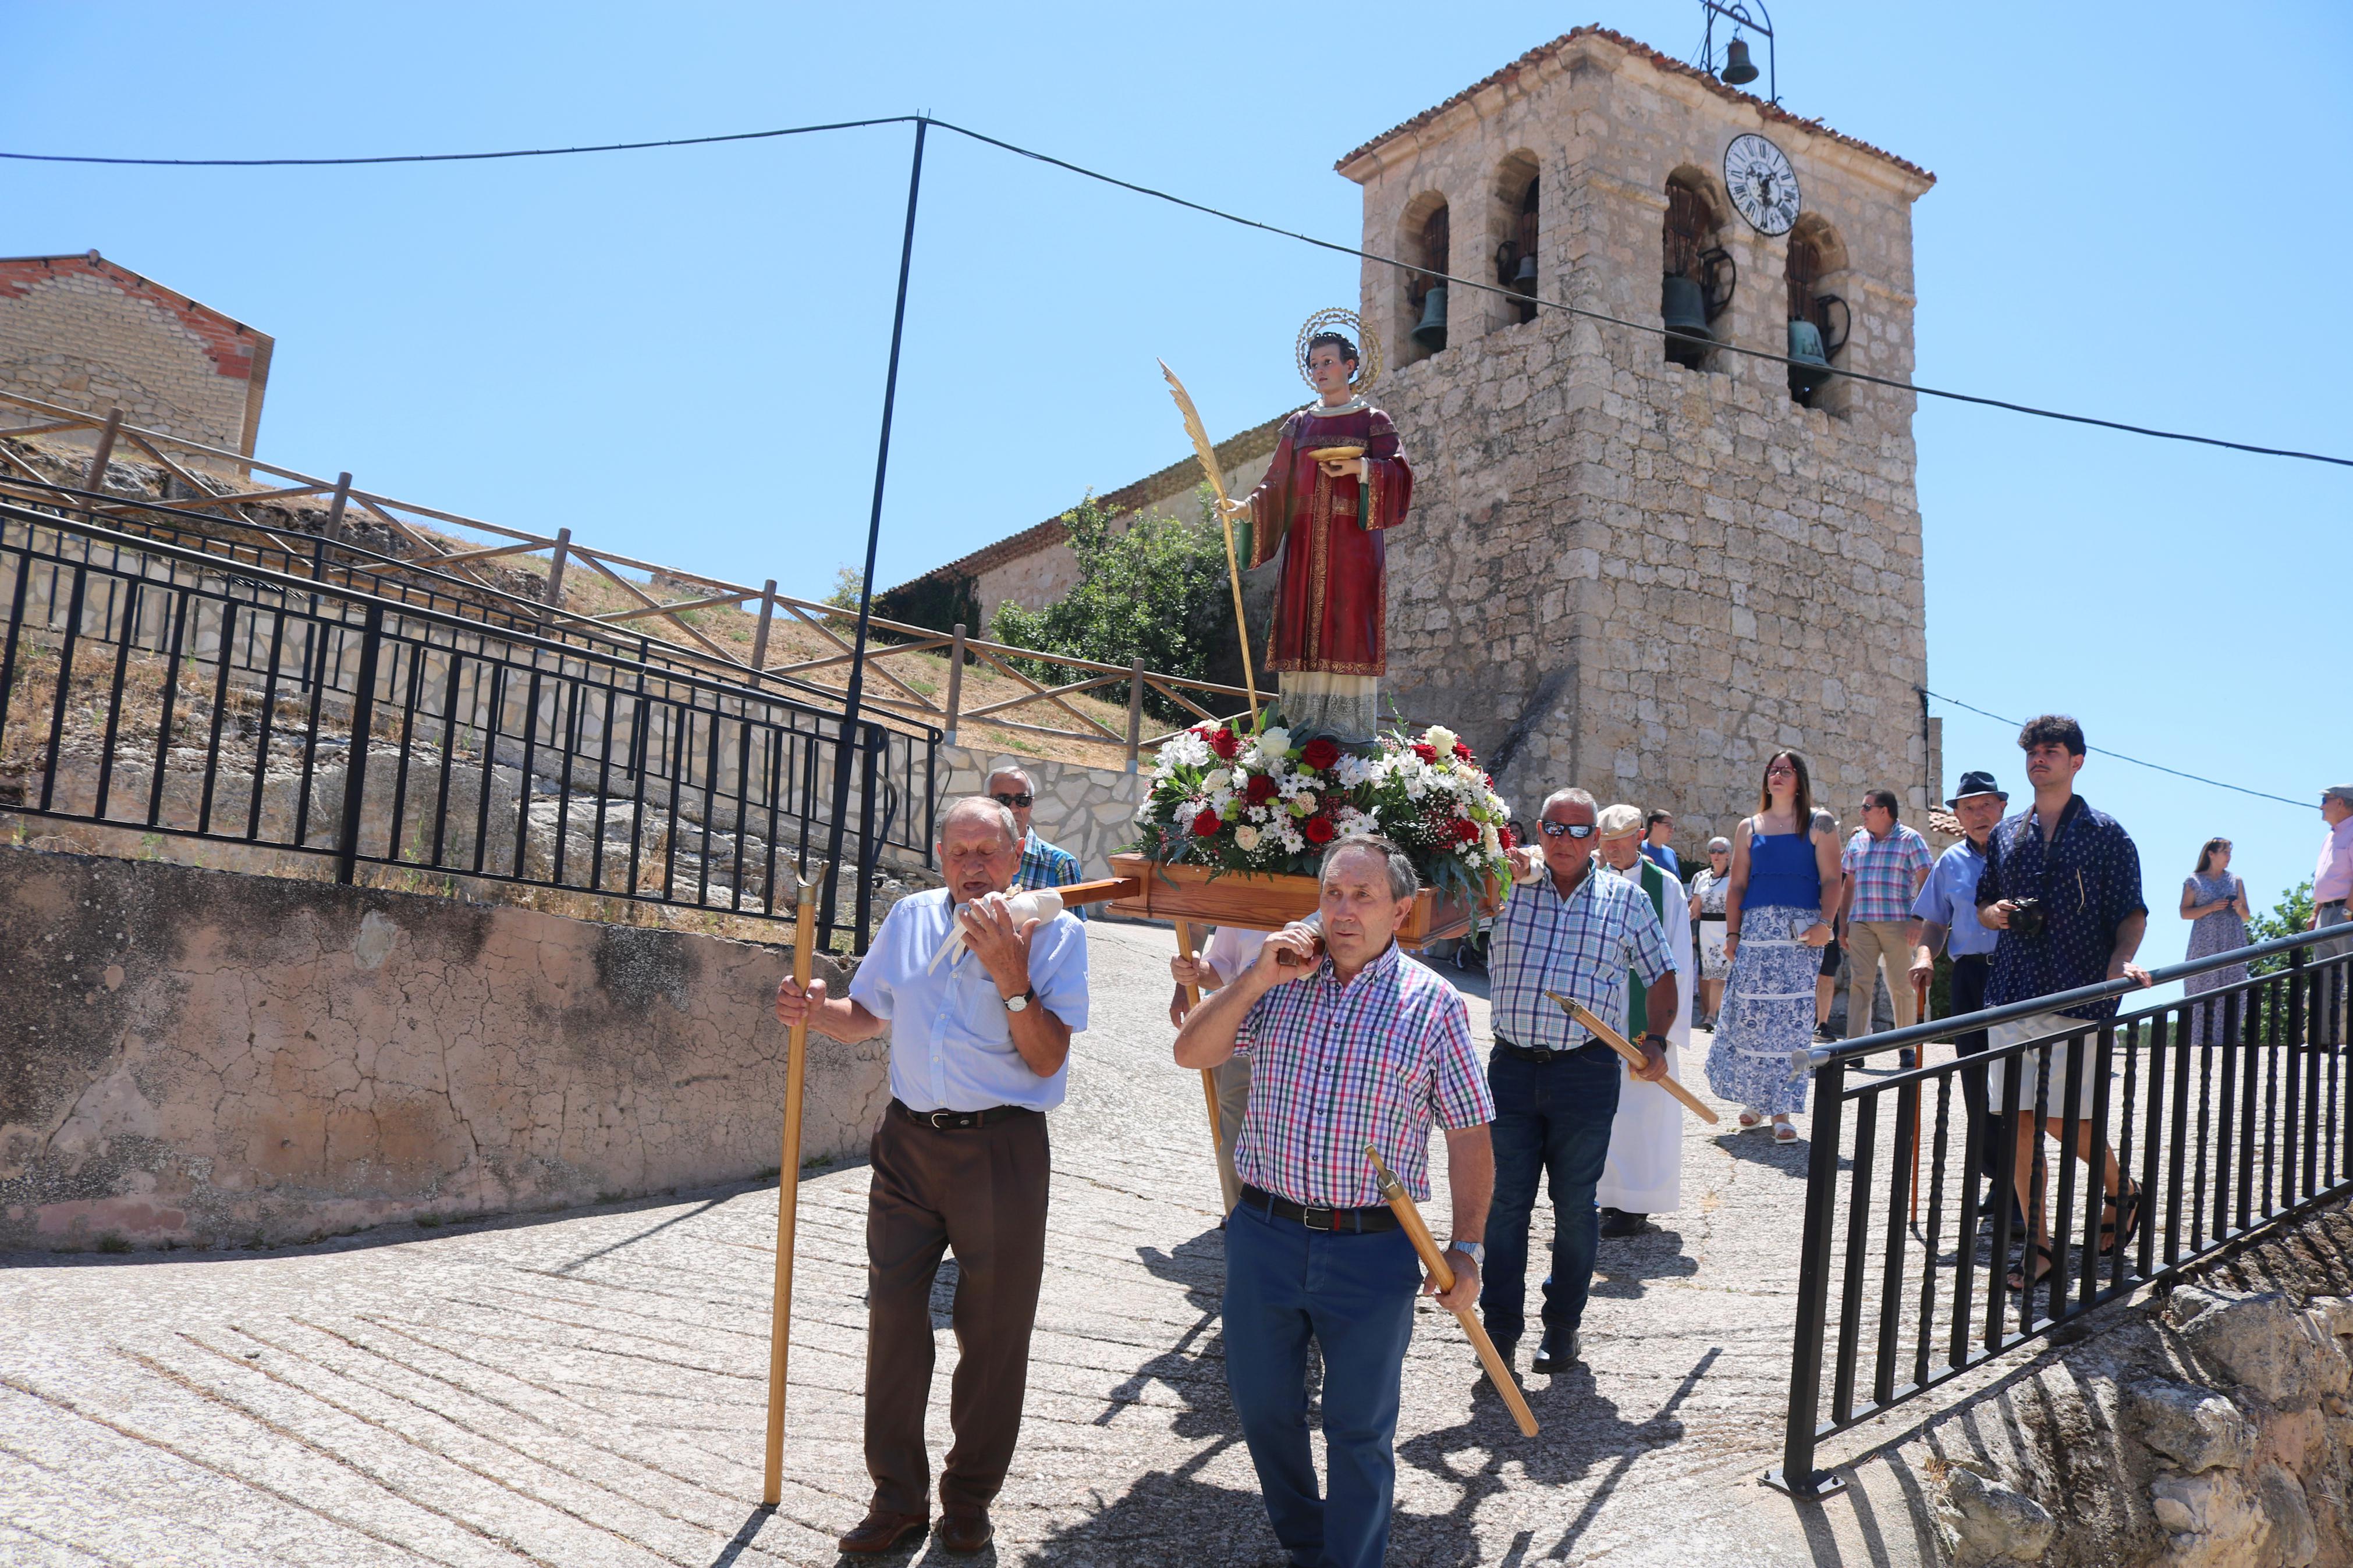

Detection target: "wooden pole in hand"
[1546, 993, 1720, 1124]
[1173, 919, 1223, 1158]
[1367, 1146, 1538, 1438]
[761, 865, 825, 1507]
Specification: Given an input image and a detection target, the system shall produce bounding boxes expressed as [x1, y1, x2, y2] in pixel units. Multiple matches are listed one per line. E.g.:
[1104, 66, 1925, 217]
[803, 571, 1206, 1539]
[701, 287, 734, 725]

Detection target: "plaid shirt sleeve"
[1426, 985, 1493, 1130]
[1905, 827, 1935, 878]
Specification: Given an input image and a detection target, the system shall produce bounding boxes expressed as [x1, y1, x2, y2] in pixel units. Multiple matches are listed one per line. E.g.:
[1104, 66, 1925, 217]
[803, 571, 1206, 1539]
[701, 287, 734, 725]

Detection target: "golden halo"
[1296, 307, 1381, 394]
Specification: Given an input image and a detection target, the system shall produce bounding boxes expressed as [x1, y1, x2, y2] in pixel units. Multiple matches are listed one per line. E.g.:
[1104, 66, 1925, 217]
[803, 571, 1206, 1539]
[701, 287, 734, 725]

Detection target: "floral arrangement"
[1131, 719, 1515, 902]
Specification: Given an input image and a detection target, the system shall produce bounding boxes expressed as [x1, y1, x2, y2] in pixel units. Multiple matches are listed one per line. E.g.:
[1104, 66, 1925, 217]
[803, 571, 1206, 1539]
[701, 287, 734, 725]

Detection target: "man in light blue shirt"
[1910, 770, 2007, 1184]
[771, 795, 1087, 1557]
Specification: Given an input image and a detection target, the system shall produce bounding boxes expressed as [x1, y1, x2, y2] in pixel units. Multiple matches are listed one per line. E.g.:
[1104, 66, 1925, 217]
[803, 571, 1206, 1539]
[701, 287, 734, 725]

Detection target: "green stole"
[1627, 857, 1667, 1037]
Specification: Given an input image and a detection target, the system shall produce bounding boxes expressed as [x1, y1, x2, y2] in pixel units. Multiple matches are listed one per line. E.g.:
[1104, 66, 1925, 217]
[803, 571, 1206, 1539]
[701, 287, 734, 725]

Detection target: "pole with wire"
[819, 116, 927, 946]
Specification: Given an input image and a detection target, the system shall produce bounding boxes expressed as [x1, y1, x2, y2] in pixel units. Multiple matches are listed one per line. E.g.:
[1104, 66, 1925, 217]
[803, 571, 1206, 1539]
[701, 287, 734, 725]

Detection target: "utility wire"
[12, 112, 2350, 471]
[1921, 688, 2313, 810]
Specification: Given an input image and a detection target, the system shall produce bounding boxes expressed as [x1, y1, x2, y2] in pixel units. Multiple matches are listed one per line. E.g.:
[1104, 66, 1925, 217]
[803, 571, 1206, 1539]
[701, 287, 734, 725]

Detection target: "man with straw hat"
[1592, 803, 1692, 1238]
[772, 795, 1089, 1557]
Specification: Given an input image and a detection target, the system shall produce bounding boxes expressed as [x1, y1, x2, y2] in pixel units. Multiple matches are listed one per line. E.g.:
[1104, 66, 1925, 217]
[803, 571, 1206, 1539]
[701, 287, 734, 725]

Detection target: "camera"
[2006, 897, 2046, 939]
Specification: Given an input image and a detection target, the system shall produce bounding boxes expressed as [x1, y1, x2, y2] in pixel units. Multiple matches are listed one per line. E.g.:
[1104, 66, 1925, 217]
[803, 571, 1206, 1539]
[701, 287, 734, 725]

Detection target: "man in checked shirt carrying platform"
[1175, 835, 1494, 1568]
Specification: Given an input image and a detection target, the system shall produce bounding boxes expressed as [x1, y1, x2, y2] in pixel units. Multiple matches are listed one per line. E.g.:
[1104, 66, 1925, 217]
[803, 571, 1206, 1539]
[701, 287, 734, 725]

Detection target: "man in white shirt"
[2312, 785, 2353, 961]
[773, 795, 1088, 1558]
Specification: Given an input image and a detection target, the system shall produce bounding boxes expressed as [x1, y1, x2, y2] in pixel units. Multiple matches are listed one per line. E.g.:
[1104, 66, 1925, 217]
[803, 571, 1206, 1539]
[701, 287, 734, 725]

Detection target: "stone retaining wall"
[935, 742, 1144, 879]
[0, 847, 889, 1250]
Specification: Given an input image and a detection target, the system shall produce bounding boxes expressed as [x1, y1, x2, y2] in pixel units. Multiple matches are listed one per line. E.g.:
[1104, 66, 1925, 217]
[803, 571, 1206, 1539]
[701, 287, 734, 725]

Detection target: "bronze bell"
[1662, 273, 1711, 366]
[1721, 37, 1759, 86]
[1787, 317, 1833, 400]
[1511, 253, 1538, 296]
[1411, 285, 1449, 352]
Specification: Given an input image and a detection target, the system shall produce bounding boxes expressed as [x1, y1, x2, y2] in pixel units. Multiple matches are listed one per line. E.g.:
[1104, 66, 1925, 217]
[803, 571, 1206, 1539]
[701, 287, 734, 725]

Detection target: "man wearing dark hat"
[1911, 771, 2007, 1185]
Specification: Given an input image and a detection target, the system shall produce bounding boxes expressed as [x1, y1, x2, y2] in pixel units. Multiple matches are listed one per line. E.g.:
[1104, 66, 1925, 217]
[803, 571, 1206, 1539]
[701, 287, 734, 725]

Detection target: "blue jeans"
[1479, 1046, 1620, 1347]
[1223, 1199, 1420, 1568]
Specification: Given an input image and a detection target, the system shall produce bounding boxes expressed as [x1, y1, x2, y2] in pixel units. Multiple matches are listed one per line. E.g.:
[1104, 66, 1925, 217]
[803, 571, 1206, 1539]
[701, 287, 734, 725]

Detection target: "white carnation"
[1233, 824, 1262, 852]
[1481, 822, 1502, 855]
[1202, 767, 1233, 794]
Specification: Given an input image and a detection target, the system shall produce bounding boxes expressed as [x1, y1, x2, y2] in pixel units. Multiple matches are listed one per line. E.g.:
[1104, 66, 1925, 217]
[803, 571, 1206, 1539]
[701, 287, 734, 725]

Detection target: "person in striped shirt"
[1174, 835, 1493, 1568]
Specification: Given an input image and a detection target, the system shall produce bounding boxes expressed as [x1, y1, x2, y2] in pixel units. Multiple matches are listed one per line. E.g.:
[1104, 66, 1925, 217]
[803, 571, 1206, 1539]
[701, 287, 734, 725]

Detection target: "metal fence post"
[1768, 1053, 1849, 1499]
[750, 579, 778, 673]
[1124, 657, 1147, 773]
[335, 603, 386, 884]
[943, 623, 966, 744]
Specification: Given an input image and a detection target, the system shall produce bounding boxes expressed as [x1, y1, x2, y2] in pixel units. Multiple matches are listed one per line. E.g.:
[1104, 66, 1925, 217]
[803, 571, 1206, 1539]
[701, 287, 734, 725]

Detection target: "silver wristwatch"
[1003, 986, 1035, 1012]
[1449, 1239, 1485, 1270]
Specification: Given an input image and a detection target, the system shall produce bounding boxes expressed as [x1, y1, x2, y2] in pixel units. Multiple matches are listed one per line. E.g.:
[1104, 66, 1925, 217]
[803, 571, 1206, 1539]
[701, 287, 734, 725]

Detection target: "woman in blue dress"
[2180, 837, 2251, 1046]
[1706, 752, 1844, 1141]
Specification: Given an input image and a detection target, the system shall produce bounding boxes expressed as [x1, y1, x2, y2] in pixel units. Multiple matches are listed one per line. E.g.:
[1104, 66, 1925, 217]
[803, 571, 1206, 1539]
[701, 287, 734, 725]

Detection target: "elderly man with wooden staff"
[1592, 802, 1694, 1239]
[1482, 787, 1680, 1376]
[771, 794, 1089, 1558]
[1174, 834, 1496, 1568]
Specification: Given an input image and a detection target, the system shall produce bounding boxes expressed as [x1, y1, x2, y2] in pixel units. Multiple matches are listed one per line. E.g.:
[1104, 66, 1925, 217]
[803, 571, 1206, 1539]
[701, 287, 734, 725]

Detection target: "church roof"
[1335, 24, 1935, 186]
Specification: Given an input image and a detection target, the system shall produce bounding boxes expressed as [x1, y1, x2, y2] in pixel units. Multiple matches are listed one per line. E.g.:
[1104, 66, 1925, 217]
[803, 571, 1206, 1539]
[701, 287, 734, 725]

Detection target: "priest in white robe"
[1594, 805, 1691, 1234]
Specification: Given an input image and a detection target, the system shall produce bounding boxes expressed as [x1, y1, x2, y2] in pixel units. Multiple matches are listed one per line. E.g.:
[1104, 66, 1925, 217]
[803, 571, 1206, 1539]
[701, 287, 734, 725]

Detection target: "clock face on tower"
[1724, 133, 1801, 236]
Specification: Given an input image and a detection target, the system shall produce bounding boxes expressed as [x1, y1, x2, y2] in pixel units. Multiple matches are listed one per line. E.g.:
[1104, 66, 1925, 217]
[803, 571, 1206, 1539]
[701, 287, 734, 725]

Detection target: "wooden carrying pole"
[762, 865, 826, 1506]
[1173, 920, 1225, 1157]
[1367, 1146, 1539, 1438]
[1547, 993, 1720, 1125]
[1158, 360, 1258, 715]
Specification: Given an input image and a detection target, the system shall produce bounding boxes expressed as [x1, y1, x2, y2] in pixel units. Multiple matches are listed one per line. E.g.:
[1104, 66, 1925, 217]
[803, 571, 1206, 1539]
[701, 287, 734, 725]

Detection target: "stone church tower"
[1344, 27, 1938, 847]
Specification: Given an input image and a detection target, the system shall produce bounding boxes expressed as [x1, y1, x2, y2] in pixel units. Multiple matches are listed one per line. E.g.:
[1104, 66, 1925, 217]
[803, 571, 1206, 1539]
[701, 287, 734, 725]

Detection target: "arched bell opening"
[1662, 170, 1733, 372]
[1784, 214, 1852, 411]
[1489, 151, 1542, 333]
[1398, 197, 1453, 362]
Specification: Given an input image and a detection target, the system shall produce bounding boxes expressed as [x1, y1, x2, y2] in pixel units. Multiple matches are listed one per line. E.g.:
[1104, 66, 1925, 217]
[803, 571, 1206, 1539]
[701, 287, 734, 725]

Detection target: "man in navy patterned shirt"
[1976, 714, 2153, 1290]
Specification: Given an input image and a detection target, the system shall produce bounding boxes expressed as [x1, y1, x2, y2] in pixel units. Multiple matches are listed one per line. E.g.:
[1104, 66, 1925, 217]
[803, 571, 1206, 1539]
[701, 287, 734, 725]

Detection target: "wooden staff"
[1546, 993, 1720, 1125]
[1367, 1145, 1539, 1438]
[761, 863, 825, 1507]
[1173, 919, 1223, 1158]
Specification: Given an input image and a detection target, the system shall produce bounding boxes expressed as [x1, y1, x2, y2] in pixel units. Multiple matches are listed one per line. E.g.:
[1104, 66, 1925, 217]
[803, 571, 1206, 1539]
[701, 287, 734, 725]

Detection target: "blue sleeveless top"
[1745, 819, 1823, 912]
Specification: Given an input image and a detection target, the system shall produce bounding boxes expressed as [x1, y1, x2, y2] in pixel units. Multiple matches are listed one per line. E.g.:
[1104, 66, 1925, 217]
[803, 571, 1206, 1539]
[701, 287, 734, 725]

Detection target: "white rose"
[1424, 724, 1458, 756]
[1203, 767, 1233, 794]
[1481, 823, 1502, 856]
[1233, 824, 1262, 852]
[1254, 727, 1292, 764]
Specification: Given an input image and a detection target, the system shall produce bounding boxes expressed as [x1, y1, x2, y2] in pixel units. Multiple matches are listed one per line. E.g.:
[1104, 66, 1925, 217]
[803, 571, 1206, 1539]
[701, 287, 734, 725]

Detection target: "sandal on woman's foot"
[2007, 1242, 2055, 1293]
[2100, 1182, 2144, 1257]
[1772, 1120, 1800, 1144]
[1738, 1111, 1765, 1130]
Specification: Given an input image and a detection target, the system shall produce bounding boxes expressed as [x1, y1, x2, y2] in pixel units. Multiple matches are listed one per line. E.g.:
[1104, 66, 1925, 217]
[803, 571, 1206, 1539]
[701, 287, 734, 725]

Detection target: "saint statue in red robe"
[1222, 327, 1414, 740]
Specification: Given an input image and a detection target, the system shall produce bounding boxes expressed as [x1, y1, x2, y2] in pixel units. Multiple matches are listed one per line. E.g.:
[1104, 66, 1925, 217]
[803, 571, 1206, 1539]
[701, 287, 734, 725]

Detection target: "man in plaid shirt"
[1481, 786, 1678, 1376]
[1836, 788, 1934, 1048]
[1175, 835, 1492, 1568]
[989, 766, 1087, 919]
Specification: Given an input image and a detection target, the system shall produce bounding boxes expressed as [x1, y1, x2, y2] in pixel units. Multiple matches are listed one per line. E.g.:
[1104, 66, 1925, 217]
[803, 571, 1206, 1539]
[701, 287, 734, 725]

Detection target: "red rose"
[1192, 808, 1224, 837]
[1208, 727, 1241, 760]
[1451, 818, 1479, 842]
[1498, 825, 1517, 850]
[1411, 742, 1439, 762]
[1303, 816, 1337, 845]
[1300, 737, 1341, 770]
[1244, 773, 1278, 805]
[1453, 741, 1475, 762]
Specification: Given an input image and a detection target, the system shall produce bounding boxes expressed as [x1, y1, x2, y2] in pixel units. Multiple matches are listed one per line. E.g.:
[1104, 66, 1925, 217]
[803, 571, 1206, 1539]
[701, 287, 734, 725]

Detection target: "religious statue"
[1218, 309, 1414, 742]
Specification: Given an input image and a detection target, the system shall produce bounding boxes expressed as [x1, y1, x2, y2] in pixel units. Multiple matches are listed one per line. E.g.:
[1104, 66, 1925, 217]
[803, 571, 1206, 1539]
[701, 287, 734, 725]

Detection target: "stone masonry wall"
[0, 847, 889, 1250]
[0, 254, 272, 461]
[1341, 30, 1935, 862]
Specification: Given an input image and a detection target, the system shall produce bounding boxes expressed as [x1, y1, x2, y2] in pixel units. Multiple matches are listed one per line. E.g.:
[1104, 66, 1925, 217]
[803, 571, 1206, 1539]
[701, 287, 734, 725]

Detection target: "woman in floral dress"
[1687, 837, 1733, 1029]
[2180, 837, 2251, 1046]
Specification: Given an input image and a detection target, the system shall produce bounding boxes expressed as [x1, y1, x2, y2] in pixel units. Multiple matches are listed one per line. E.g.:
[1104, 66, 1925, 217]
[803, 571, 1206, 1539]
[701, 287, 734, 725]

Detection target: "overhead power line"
[10, 113, 2350, 471]
[1922, 688, 2313, 810]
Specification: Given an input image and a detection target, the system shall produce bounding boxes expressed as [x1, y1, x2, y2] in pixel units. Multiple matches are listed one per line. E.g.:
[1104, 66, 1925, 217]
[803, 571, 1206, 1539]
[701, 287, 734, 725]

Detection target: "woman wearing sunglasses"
[1704, 753, 1843, 1142]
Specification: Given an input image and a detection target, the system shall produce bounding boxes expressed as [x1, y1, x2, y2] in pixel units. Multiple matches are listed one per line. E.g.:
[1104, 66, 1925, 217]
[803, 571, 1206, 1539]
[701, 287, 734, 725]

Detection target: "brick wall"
[0, 254, 272, 462]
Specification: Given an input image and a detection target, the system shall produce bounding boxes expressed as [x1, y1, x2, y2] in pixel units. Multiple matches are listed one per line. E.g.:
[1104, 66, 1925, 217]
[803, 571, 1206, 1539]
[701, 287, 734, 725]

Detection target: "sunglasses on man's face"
[1539, 820, 1596, 838]
[991, 792, 1034, 809]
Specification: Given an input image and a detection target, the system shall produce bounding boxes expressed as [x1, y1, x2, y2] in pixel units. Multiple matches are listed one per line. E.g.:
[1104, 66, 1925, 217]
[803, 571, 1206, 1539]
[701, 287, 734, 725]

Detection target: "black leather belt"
[1238, 1183, 1399, 1233]
[1493, 1034, 1613, 1065]
[2323, 899, 2348, 911]
[891, 1098, 1037, 1131]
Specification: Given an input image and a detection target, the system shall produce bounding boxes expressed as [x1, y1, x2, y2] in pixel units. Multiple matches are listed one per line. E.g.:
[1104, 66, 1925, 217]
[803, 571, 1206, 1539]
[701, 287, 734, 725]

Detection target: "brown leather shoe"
[937, 1509, 993, 1555]
[837, 1510, 928, 1555]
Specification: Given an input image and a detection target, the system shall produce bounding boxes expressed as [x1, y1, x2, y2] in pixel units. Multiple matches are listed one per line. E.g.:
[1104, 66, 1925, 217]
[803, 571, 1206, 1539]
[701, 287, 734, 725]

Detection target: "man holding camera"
[1975, 716, 2152, 1292]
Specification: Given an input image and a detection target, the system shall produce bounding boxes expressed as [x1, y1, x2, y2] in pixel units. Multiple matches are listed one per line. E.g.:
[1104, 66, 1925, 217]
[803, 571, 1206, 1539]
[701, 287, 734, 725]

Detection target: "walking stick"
[1911, 972, 1930, 1224]
[1367, 1146, 1539, 1438]
[761, 863, 825, 1507]
[1545, 993, 1720, 1124]
[1173, 919, 1223, 1158]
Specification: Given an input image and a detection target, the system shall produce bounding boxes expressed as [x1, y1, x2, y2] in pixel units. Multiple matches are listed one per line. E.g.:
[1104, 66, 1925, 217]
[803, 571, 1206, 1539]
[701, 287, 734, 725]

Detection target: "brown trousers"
[864, 1105, 1050, 1518]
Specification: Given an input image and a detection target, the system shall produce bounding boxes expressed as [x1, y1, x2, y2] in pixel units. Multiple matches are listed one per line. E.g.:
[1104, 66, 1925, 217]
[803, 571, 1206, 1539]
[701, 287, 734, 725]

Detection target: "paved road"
[0, 919, 1935, 1566]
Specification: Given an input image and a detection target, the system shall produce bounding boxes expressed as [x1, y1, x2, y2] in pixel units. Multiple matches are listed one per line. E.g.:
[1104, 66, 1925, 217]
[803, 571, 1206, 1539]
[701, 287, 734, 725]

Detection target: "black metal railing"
[1771, 924, 2353, 1496]
[0, 504, 937, 951]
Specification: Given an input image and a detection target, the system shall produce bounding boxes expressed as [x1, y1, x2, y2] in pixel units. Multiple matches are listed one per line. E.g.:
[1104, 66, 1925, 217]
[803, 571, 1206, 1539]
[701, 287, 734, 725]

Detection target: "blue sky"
[7, 2, 2348, 976]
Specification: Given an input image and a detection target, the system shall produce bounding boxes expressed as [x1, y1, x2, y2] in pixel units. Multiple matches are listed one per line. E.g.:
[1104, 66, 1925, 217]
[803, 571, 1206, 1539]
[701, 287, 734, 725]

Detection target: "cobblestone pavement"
[0, 920, 1938, 1566]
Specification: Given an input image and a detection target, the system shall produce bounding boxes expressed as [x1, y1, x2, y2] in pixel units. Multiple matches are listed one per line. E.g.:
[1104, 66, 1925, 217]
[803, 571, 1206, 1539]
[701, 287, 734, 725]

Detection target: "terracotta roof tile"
[1335, 25, 1934, 186]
